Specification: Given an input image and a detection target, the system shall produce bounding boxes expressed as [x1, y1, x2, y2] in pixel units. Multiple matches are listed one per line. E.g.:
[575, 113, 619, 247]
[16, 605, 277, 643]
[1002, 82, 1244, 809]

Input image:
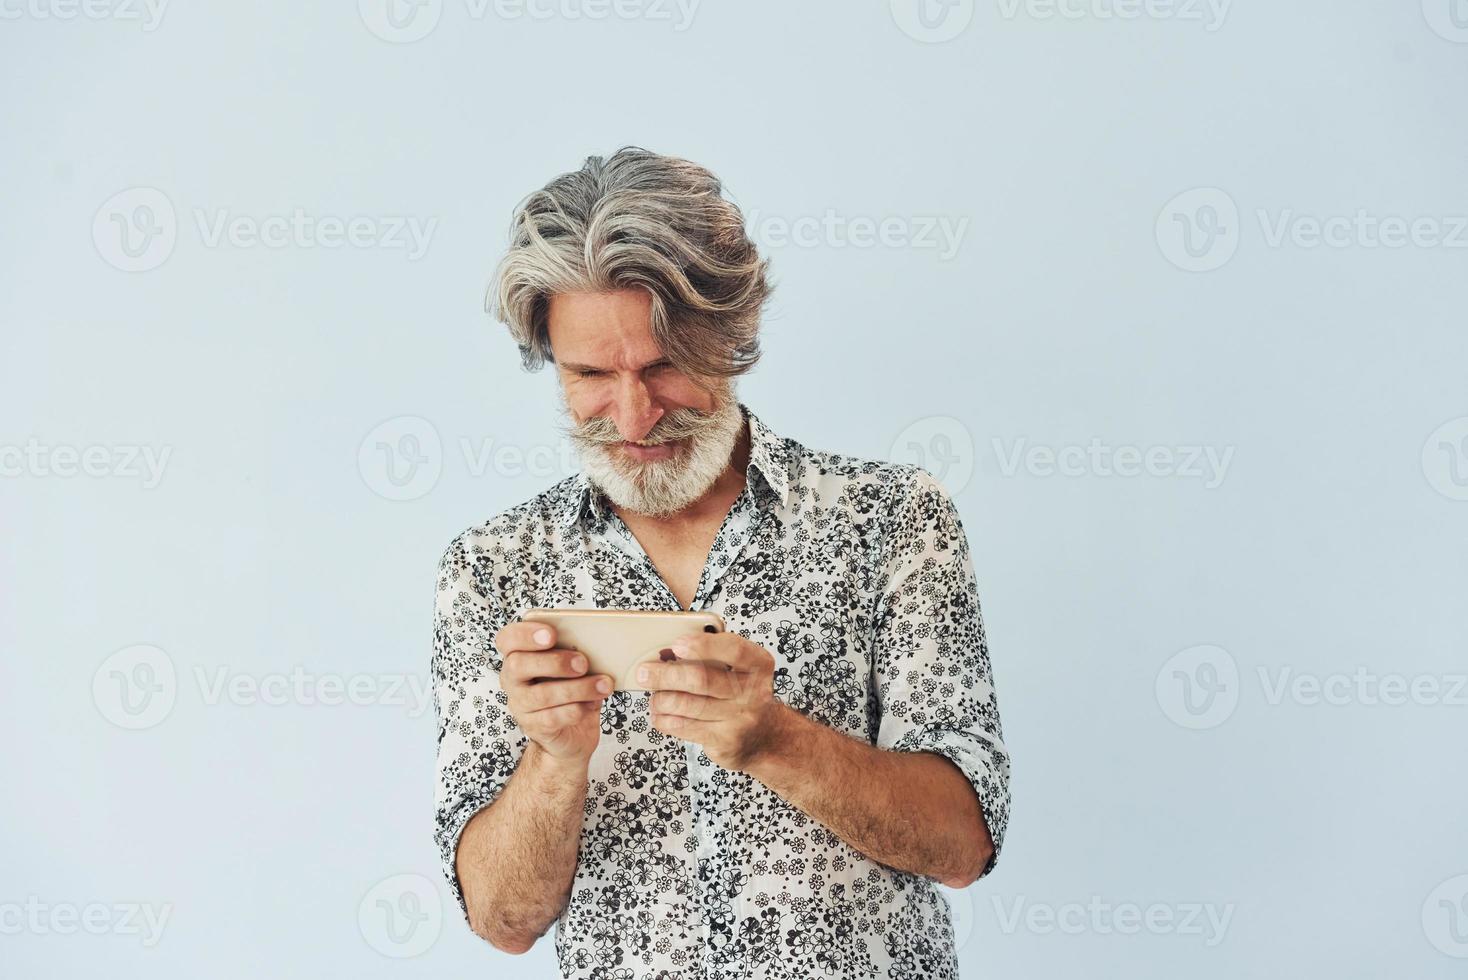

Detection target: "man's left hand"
[640, 631, 787, 772]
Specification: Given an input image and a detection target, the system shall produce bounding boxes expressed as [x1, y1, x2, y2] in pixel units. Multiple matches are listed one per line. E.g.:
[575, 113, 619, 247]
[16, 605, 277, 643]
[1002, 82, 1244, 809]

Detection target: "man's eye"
[577, 369, 603, 378]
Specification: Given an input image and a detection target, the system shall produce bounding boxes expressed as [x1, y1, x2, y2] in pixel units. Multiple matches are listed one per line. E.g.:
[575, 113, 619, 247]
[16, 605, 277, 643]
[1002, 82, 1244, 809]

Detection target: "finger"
[649, 712, 718, 738]
[668, 633, 766, 673]
[648, 690, 726, 721]
[496, 619, 558, 655]
[503, 649, 589, 685]
[642, 659, 739, 699]
[525, 674, 614, 711]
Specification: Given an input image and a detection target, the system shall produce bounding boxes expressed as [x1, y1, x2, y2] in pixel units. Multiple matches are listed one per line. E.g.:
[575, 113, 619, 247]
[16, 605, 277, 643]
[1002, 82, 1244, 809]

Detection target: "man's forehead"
[546, 290, 664, 368]
[546, 288, 652, 325]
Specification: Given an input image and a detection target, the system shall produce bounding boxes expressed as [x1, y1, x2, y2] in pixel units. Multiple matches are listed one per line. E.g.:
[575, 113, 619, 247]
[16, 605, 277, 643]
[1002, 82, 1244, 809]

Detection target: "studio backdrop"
[2, 2, 1465, 977]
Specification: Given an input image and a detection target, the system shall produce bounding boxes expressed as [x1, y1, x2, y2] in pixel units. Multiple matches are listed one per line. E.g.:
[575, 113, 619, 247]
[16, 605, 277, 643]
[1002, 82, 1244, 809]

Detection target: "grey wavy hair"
[488, 146, 772, 382]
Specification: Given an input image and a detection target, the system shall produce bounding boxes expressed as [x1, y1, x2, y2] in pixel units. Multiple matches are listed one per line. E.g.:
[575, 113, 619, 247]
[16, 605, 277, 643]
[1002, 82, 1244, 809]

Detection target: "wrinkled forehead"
[545, 288, 662, 369]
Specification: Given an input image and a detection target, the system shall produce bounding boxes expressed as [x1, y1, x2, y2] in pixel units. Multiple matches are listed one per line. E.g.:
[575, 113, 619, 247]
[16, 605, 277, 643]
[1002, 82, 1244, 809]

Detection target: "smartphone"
[519, 608, 726, 692]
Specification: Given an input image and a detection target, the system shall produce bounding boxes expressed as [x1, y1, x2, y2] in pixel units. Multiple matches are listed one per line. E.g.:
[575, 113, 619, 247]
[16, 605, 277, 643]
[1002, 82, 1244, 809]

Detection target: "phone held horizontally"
[519, 608, 726, 692]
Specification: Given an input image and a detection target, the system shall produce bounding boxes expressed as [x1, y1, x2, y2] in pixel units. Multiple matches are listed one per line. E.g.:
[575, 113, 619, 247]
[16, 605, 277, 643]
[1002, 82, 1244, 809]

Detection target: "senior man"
[432, 147, 1011, 980]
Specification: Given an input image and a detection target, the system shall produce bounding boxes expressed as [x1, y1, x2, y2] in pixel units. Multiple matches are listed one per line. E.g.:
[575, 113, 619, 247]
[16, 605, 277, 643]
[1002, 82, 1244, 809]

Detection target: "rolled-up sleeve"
[431, 533, 524, 923]
[871, 467, 1011, 876]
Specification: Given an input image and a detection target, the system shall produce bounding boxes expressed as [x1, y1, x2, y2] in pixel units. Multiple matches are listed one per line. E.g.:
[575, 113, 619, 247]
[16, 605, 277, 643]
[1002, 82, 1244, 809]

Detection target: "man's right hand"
[497, 620, 612, 763]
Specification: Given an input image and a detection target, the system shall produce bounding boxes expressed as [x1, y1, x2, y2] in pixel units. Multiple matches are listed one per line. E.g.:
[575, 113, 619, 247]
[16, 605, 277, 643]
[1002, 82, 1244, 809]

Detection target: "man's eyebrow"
[559, 358, 673, 373]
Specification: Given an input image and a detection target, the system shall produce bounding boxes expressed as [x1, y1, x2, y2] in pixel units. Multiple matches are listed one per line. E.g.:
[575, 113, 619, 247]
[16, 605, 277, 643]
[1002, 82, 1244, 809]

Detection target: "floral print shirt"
[432, 401, 1011, 979]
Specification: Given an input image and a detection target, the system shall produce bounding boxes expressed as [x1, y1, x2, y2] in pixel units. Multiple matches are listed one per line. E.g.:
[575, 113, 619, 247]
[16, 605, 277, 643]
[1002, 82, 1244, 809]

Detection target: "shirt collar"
[558, 400, 793, 532]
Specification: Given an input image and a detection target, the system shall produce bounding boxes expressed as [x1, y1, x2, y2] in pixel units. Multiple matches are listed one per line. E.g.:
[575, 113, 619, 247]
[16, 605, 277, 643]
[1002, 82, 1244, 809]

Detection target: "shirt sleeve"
[871, 467, 1012, 877]
[431, 533, 525, 924]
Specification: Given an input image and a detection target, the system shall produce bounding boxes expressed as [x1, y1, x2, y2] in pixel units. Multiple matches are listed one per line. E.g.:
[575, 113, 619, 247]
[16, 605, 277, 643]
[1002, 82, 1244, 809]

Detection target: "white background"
[3, 1, 1467, 976]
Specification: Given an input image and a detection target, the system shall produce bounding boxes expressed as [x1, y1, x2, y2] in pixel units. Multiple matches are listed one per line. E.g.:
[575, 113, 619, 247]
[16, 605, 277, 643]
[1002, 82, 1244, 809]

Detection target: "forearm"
[455, 741, 588, 952]
[744, 703, 993, 886]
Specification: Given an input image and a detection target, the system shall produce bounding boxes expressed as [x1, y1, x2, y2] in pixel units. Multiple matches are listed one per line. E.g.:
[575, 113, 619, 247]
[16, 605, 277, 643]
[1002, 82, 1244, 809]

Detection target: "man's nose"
[612, 379, 663, 442]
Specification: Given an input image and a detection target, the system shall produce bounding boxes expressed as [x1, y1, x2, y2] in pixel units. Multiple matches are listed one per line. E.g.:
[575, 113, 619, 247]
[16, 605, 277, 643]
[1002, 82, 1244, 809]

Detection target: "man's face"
[547, 288, 744, 517]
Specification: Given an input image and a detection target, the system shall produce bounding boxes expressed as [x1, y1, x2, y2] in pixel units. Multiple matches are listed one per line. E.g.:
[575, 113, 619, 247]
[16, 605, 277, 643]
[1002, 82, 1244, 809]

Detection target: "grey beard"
[572, 393, 744, 518]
